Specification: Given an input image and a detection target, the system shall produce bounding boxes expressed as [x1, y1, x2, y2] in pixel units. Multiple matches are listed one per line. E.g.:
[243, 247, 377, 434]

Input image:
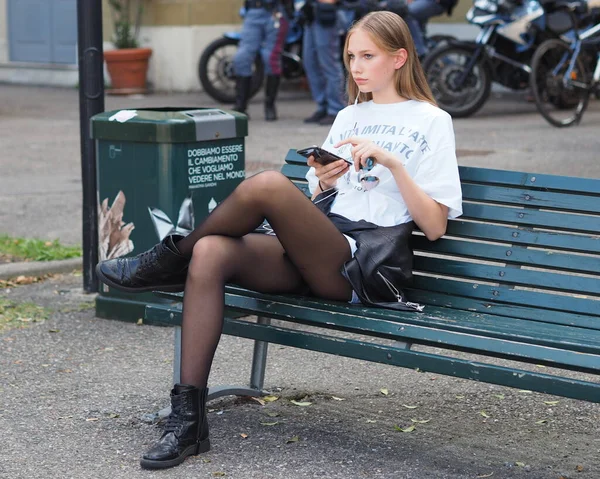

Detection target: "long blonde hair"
[343, 11, 436, 106]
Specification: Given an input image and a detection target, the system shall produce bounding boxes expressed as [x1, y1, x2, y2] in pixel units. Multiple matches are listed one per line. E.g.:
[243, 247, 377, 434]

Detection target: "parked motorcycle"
[344, 0, 457, 53]
[199, 0, 455, 104]
[422, 0, 577, 118]
[198, 4, 304, 104]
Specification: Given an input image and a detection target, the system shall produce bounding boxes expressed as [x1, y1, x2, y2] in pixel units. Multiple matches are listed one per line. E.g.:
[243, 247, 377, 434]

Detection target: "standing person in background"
[232, 0, 293, 121]
[405, 0, 458, 60]
[301, 0, 347, 126]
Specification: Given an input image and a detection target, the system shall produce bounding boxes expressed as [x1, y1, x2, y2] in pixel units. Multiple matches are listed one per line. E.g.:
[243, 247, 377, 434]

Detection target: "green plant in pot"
[104, 0, 152, 94]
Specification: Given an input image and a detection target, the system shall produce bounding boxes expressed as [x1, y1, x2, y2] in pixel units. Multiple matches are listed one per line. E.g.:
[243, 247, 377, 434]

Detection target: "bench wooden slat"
[414, 256, 600, 296]
[459, 166, 600, 195]
[412, 236, 600, 276]
[408, 276, 600, 323]
[285, 149, 310, 165]
[462, 184, 600, 214]
[291, 181, 310, 196]
[281, 164, 311, 182]
[444, 221, 600, 254]
[461, 202, 600, 234]
[145, 305, 600, 403]
[404, 287, 600, 328]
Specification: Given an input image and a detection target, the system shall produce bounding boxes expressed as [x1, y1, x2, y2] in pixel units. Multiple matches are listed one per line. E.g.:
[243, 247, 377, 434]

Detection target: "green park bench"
[145, 149, 600, 404]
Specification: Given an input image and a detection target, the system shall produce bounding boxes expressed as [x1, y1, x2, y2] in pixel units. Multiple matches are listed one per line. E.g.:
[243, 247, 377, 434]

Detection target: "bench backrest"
[283, 150, 600, 329]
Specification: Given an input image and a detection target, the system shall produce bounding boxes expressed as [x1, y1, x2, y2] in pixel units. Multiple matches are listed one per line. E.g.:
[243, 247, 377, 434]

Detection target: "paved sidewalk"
[0, 85, 599, 479]
[2, 272, 599, 479]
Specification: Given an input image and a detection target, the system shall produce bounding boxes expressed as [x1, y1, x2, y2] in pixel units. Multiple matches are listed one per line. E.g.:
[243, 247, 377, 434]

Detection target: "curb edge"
[0, 257, 83, 280]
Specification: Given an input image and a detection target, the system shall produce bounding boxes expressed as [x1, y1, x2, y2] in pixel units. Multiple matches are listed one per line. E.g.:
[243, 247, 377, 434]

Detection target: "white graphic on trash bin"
[98, 191, 135, 261]
[99, 192, 221, 258]
[148, 197, 195, 241]
[208, 198, 217, 213]
[148, 197, 223, 241]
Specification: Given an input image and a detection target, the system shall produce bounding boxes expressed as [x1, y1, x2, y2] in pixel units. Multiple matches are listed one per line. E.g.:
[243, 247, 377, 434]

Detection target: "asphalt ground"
[0, 84, 599, 479]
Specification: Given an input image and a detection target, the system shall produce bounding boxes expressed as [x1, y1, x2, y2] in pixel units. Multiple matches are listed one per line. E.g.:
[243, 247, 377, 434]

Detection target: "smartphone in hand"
[297, 146, 352, 166]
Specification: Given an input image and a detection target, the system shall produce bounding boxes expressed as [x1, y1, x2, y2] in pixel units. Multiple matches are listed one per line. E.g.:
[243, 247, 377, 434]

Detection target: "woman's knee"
[188, 236, 235, 282]
[237, 170, 292, 206]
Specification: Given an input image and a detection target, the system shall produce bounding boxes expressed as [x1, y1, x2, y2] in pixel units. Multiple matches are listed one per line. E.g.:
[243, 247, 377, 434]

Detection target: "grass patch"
[0, 235, 81, 262]
[0, 299, 50, 332]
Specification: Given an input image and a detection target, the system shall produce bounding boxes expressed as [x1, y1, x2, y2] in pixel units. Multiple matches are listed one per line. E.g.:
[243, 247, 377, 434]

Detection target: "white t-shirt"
[306, 99, 463, 226]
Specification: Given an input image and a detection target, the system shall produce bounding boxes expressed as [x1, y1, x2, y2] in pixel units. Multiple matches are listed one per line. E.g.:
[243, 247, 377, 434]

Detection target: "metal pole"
[77, 0, 105, 292]
[250, 317, 271, 390]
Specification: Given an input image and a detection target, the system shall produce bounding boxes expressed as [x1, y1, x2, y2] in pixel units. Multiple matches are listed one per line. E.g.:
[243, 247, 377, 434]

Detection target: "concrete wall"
[102, 0, 243, 42]
[140, 24, 238, 92]
[101, 0, 243, 91]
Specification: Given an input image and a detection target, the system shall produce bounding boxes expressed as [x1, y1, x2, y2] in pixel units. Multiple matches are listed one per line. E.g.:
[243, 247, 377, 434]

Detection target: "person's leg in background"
[312, 19, 345, 125]
[232, 9, 265, 116]
[302, 20, 329, 123]
[405, 0, 446, 59]
[261, 8, 289, 121]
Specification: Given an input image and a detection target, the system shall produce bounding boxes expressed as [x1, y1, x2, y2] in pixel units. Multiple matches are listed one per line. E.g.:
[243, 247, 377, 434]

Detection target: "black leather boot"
[264, 75, 280, 121]
[232, 76, 252, 117]
[95, 234, 189, 293]
[140, 384, 210, 470]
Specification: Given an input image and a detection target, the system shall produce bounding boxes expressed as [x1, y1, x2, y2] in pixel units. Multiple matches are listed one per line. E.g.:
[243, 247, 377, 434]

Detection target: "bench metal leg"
[173, 326, 182, 385]
[250, 316, 270, 390]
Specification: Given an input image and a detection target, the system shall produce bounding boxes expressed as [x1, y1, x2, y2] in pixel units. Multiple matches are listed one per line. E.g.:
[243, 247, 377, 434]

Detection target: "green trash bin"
[91, 107, 248, 322]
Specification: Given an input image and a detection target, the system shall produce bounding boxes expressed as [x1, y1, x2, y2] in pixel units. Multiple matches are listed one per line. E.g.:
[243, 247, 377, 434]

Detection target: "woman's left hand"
[334, 137, 400, 171]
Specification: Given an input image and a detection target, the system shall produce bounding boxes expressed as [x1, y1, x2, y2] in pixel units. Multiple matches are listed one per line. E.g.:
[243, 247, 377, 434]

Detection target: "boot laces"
[163, 411, 184, 435]
[138, 246, 161, 273]
[163, 395, 188, 434]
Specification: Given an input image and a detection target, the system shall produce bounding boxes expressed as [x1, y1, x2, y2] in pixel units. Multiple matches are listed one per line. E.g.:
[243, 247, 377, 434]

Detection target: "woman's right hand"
[307, 156, 350, 190]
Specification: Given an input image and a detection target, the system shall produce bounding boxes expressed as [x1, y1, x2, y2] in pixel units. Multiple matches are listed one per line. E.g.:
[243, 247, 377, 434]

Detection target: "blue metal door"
[8, 0, 77, 64]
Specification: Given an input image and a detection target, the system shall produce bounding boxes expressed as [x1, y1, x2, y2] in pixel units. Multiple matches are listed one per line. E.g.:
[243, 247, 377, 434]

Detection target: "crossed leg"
[177, 171, 353, 387]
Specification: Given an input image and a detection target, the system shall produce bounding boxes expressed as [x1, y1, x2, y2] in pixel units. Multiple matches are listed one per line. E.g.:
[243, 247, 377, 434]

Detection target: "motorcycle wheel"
[426, 35, 456, 52]
[530, 39, 590, 128]
[422, 44, 491, 118]
[198, 37, 264, 104]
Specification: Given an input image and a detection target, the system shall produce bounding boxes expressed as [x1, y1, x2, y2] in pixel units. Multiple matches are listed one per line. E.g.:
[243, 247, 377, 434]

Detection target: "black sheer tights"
[175, 171, 352, 388]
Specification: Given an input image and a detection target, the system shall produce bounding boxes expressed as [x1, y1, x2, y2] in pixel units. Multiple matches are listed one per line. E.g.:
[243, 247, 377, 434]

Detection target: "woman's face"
[347, 29, 406, 100]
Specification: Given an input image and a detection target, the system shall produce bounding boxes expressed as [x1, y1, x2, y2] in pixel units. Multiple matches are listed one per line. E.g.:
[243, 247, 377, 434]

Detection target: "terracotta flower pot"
[104, 47, 153, 95]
